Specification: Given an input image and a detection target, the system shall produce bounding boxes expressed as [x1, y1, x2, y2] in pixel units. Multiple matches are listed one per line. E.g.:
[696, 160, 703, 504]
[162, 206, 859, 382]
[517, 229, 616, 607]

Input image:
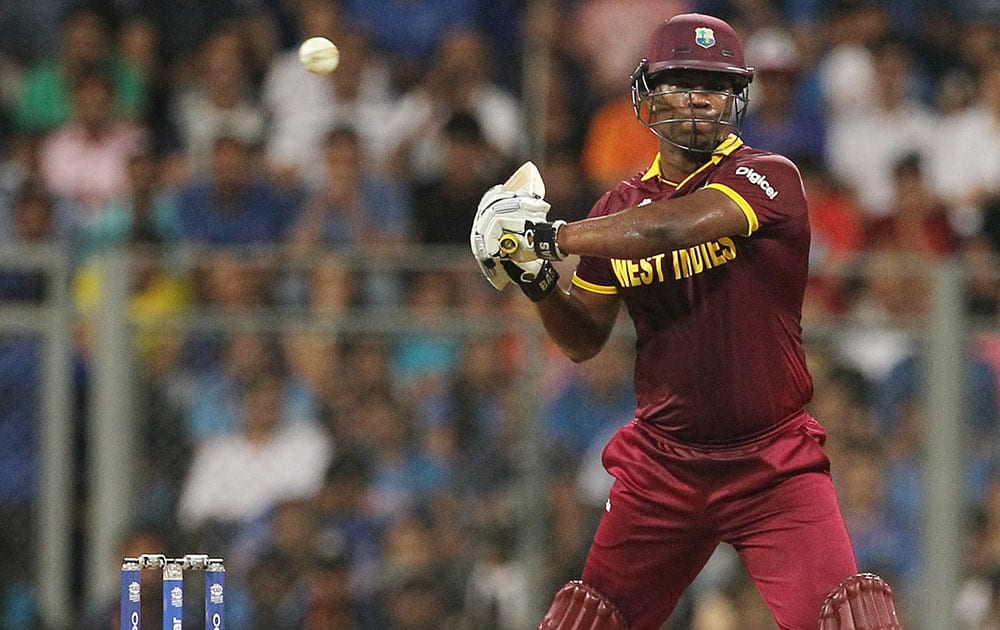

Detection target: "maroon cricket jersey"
[573, 135, 812, 445]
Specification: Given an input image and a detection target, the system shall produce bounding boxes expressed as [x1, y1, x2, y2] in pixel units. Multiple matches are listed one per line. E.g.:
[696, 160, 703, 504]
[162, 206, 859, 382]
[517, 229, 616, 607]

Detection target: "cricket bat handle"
[498, 234, 519, 256]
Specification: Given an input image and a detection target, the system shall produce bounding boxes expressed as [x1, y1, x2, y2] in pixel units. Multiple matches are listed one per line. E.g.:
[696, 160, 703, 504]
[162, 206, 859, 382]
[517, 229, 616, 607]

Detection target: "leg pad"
[819, 573, 903, 629]
[537, 580, 628, 629]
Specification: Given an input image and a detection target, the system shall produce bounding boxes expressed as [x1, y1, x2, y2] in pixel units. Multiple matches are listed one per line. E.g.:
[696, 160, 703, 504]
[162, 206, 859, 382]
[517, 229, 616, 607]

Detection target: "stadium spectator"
[239, 548, 310, 629]
[285, 125, 411, 307]
[0, 337, 45, 629]
[740, 28, 826, 165]
[0, 134, 74, 243]
[325, 340, 397, 431]
[928, 60, 1000, 237]
[569, 0, 688, 101]
[580, 94, 660, 192]
[410, 111, 509, 245]
[381, 28, 525, 184]
[798, 156, 866, 317]
[835, 440, 920, 592]
[263, 1, 395, 186]
[543, 335, 635, 458]
[379, 515, 456, 627]
[175, 134, 297, 245]
[38, 69, 149, 226]
[281, 330, 347, 419]
[305, 149, 375, 243]
[313, 449, 382, 609]
[301, 540, 370, 629]
[831, 247, 926, 384]
[522, 2, 598, 156]
[392, 271, 461, 410]
[177, 366, 332, 536]
[179, 332, 316, 441]
[342, 0, 479, 91]
[0, 182, 81, 628]
[11, 2, 146, 135]
[463, 524, 532, 630]
[447, 338, 518, 498]
[0, 184, 59, 302]
[574, 1, 673, 192]
[80, 524, 172, 629]
[344, 397, 450, 526]
[77, 147, 179, 261]
[874, 352, 999, 507]
[957, 472, 1000, 629]
[167, 25, 267, 181]
[825, 34, 938, 220]
[539, 145, 601, 224]
[262, 0, 347, 183]
[867, 152, 958, 256]
[813, 1, 885, 118]
[117, 15, 178, 157]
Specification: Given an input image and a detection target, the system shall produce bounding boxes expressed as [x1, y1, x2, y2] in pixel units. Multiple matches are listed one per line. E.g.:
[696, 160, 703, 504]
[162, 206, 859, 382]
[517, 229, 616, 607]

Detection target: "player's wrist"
[501, 259, 560, 302]
[533, 220, 567, 261]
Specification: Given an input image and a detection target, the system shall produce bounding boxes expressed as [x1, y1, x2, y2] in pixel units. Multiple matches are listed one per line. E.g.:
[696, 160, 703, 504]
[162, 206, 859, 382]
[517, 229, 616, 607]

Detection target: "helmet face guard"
[631, 61, 751, 153]
[632, 14, 754, 153]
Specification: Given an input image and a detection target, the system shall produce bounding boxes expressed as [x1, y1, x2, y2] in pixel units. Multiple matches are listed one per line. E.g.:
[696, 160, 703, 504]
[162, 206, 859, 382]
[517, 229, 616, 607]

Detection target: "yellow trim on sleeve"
[704, 183, 759, 236]
[571, 273, 619, 295]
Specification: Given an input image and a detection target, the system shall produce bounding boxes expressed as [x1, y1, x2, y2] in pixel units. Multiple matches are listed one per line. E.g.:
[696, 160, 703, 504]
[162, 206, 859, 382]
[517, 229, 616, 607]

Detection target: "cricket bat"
[497, 161, 545, 256]
[504, 160, 545, 198]
[472, 161, 546, 290]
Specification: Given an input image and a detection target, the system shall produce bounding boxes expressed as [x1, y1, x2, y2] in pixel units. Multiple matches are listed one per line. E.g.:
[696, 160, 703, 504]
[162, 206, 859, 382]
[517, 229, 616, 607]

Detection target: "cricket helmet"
[631, 13, 755, 152]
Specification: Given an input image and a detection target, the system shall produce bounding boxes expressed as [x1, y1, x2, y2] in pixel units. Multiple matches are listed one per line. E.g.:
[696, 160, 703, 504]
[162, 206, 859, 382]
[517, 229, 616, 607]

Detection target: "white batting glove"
[471, 186, 514, 289]
[470, 245, 511, 290]
[472, 185, 560, 263]
[471, 185, 547, 288]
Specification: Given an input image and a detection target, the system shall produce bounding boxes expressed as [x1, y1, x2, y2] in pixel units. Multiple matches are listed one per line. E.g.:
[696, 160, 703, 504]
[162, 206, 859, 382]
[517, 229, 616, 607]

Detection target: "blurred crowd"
[1, 0, 1000, 628]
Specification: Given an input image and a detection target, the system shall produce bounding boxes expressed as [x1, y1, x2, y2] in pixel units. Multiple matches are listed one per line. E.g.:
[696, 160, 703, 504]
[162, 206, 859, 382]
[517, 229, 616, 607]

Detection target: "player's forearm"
[534, 289, 614, 363]
[557, 190, 741, 259]
[556, 212, 670, 260]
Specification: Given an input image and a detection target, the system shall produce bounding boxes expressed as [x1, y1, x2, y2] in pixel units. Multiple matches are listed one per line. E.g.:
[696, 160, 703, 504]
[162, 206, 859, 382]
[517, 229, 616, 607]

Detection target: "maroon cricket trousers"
[581, 412, 858, 630]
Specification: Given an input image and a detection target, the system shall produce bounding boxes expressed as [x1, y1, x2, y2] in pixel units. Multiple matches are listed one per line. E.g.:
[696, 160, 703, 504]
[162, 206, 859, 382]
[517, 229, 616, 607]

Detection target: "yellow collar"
[641, 134, 744, 184]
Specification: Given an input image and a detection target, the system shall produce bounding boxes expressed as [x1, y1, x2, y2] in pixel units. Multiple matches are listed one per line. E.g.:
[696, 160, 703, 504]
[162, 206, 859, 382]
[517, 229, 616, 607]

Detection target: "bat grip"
[499, 234, 519, 255]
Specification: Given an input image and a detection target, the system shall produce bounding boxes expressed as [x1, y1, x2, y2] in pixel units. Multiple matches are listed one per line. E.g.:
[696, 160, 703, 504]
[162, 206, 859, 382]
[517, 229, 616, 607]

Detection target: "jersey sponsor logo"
[695, 27, 716, 49]
[610, 237, 737, 286]
[735, 166, 779, 199]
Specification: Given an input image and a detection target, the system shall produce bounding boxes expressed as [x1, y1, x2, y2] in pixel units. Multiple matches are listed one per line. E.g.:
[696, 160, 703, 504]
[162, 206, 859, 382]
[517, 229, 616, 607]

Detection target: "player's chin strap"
[819, 573, 903, 629]
[538, 581, 629, 630]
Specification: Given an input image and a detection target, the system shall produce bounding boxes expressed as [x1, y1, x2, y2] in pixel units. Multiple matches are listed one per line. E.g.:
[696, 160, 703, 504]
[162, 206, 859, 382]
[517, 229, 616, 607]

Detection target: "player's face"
[641, 70, 738, 152]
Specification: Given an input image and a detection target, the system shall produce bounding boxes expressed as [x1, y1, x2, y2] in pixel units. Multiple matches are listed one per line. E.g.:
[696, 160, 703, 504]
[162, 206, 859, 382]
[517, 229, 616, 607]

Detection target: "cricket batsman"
[471, 12, 903, 630]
